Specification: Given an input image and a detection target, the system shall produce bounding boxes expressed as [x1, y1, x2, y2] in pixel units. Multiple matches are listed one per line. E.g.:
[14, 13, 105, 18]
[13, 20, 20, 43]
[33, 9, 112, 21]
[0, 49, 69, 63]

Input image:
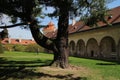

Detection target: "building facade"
[68, 6, 120, 61]
[69, 24, 120, 60]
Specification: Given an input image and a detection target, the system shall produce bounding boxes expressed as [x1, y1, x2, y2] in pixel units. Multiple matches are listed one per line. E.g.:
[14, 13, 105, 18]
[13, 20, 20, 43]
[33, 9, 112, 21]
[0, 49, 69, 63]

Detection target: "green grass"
[1, 51, 53, 60]
[0, 51, 120, 80]
[0, 51, 53, 67]
[69, 57, 120, 79]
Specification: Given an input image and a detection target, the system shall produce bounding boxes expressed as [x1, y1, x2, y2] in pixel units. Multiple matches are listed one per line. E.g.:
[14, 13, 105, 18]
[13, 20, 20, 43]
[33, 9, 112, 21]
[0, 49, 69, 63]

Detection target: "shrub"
[4, 44, 14, 51]
[25, 44, 44, 53]
[13, 44, 26, 52]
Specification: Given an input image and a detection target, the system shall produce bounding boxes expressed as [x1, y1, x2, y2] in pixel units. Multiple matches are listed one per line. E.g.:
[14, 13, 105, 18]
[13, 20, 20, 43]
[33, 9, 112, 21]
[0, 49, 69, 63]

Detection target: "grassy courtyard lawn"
[0, 51, 120, 80]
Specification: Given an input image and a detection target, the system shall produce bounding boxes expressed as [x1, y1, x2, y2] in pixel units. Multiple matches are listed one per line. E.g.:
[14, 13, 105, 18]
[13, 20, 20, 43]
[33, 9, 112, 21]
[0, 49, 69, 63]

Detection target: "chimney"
[19, 35, 22, 43]
[8, 35, 11, 43]
[8, 38, 11, 43]
[72, 18, 76, 26]
[31, 38, 34, 41]
[19, 38, 21, 43]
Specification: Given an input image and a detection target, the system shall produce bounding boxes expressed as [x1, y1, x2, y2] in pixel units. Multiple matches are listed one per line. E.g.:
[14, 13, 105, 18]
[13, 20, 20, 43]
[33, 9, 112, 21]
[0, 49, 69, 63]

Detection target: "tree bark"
[29, 20, 55, 51]
[49, 1, 69, 68]
[50, 44, 69, 68]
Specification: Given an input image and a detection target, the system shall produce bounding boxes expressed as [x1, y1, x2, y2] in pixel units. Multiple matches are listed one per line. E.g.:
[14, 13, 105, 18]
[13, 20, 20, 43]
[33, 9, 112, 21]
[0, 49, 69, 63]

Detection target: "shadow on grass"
[0, 67, 87, 80]
[0, 57, 51, 67]
[96, 60, 120, 66]
[0, 58, 87, 80]
[96, 62, 119, 66]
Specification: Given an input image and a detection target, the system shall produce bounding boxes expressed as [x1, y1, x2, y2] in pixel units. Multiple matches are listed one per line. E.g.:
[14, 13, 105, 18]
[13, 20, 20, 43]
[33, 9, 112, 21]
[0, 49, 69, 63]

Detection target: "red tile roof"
[69, 6, 120, 33]
[45, 31, 57, 39]
[44, 6, 120, 38]
[1, 38, 36, 45]
[97, 6, 120, 26]
[42, 21, 56, 34]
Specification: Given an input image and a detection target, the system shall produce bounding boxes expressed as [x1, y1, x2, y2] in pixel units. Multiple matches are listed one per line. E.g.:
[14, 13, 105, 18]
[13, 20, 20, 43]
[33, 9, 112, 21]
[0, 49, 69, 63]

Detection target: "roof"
[1, 38, 36, 45]
[97, 6, 120, 27]
[69, 6, 120, 33]
[45, 31, 57, 39]
[44, 6, 120, 38]
[42, 21, 56, 34]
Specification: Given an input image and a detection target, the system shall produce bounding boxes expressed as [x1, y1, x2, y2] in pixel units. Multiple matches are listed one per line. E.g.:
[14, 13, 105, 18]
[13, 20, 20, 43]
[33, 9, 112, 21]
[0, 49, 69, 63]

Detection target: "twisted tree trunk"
[29, 0, 69, 68]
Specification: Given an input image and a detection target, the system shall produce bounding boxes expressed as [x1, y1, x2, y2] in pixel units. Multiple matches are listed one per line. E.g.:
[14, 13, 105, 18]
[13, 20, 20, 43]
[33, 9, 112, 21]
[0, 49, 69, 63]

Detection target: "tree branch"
[0, 23, 27, 28]
[29, 20, 55, 50]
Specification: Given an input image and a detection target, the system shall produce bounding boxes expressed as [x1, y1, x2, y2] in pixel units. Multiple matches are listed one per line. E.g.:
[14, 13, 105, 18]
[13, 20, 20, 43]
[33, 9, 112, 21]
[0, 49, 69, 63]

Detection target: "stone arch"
[69, 40, 76, 56]
[100, 36, 116, 59]
[86, 38, 99, 58]
[76, 39, 85, 57]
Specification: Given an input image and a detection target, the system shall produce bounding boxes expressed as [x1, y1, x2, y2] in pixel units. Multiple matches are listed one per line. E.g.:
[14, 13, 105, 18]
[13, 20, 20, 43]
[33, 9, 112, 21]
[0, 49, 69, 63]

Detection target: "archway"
[86, 38, 99, 58]
[76, 39, 85, 57]
[69, 41, 76, 56]
[100, 36, 116, 59]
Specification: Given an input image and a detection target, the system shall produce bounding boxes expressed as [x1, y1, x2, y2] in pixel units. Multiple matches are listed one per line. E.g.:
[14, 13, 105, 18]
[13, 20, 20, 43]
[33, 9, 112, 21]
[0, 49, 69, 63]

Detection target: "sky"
[1, 0, 120, 39]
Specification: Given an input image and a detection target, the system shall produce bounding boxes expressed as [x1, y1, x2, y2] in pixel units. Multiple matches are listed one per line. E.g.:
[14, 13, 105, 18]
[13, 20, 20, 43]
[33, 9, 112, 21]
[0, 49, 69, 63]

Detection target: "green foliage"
[0, 41, 4, 53]
[25, 44, 44, 53]
[0, 0, 42, 24]
[13, 44, 26, 52]
[41, 0, 111, 24]
[3, 44, 45, 53]
[4, 44, 15, 51]
[0, 29, 8, 40]
[0, 0, 113, 25]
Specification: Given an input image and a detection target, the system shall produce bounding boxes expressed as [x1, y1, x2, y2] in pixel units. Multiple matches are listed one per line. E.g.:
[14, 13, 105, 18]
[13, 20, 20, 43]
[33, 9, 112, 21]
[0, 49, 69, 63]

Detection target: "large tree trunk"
[29, 0, 70, 69]
[50, 44, 69, 68]
[50, 1, 69, 68]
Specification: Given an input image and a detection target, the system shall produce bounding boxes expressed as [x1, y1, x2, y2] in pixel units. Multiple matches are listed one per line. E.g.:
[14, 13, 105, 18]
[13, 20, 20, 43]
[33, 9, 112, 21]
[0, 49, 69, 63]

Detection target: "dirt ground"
[35, 66, 96, 80]
[1, 65, 117, 80]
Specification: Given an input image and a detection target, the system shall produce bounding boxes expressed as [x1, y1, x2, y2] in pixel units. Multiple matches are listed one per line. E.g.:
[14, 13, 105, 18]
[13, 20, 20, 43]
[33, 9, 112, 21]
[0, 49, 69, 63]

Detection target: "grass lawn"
[0, 51, 120, 80]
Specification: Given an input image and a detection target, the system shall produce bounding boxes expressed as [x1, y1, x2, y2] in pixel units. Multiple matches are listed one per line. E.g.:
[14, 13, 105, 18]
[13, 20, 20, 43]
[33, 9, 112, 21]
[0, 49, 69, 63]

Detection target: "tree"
[0, 0, 114, 68]
[0, 41, 4, 53]
[0, 28, 8, 40]
[0, 28, 8, 53]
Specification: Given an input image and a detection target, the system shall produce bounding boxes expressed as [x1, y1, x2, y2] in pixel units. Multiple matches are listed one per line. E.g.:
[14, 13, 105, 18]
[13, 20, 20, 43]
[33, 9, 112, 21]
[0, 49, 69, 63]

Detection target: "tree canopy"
[0, 0, 114, 27]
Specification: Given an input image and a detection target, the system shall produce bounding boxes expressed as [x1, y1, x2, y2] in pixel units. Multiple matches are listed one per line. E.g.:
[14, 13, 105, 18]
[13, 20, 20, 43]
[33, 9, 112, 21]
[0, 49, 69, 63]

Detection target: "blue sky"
[2, 0, 120, 39]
